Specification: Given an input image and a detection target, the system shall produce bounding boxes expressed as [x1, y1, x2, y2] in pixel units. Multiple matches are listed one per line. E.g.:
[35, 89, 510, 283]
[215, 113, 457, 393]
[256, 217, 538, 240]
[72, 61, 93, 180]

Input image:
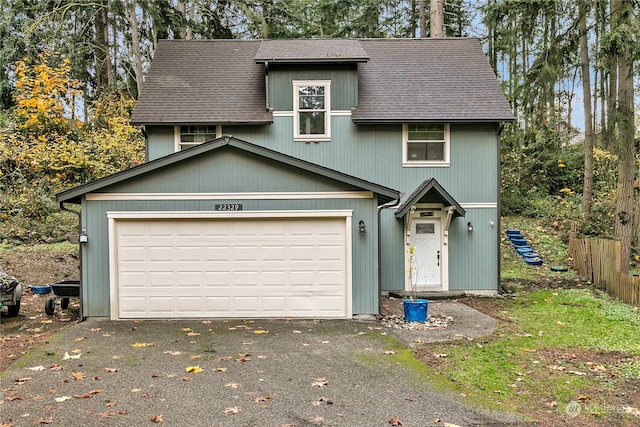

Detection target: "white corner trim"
[107, 217, 119, 320]
[459, 203, 498, 209]
[106, 210, 353, 220]
[88, 191, 374, 201]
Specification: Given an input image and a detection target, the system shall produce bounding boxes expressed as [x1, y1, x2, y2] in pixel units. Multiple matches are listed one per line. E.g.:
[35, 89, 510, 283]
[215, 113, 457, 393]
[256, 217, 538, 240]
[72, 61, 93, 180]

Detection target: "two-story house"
[57, 38, 513, 320]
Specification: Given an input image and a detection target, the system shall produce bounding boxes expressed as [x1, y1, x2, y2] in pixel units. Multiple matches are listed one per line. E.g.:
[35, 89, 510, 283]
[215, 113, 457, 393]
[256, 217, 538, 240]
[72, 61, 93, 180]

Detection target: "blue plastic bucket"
[403, 299, 429, 323]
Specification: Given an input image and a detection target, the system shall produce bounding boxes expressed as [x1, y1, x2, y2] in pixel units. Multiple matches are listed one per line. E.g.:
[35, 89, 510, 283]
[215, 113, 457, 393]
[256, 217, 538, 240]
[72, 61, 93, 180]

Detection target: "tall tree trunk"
[429, 0, 444, 38]
[612, 0, 634, 273]
[605, 1, 618, 152]
[419, 0, 426, 38]
[579, 2, 594, 215]
[126, 0, 144, 98]
[95, 0, 111, 93]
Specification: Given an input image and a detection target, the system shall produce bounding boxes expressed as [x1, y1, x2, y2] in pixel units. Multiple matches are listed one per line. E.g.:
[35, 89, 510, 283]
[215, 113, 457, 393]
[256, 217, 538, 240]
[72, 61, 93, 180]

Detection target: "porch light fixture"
[467, 222, 473, 233]
[359, 220, 366, 234]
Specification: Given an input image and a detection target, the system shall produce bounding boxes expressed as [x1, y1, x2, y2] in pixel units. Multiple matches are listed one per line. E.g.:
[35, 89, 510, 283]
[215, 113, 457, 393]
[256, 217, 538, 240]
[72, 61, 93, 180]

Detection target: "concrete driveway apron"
[1, 318, 525, 426]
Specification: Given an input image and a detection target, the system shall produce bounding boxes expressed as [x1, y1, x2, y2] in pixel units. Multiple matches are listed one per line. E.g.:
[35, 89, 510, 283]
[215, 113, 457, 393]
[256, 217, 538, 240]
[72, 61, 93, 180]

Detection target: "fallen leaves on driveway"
[185, 366, 203, 374]
[63, 351, 81, 360]
[311, 378, 329, 387]
[131, 342, 155, 348]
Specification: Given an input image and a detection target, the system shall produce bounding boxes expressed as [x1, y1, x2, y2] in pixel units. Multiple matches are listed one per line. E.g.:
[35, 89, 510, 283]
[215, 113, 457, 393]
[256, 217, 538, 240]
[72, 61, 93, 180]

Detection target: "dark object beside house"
[45, 280, 80, 316]
[1, 269, 22, 317]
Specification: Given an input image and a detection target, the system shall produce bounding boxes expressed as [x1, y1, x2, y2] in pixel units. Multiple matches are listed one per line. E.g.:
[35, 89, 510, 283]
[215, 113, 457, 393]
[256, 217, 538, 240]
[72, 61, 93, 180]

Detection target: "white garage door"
[113, 216, 350, 319]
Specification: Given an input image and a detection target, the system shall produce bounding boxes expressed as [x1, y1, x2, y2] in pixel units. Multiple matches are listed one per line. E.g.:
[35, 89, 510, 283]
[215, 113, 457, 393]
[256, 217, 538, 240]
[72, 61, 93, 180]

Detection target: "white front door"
[409, 219, 442, 288]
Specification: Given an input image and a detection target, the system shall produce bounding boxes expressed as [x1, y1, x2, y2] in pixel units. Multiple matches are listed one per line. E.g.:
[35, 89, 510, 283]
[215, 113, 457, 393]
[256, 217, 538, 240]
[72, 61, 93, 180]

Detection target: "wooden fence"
[568, 225, 640, 307]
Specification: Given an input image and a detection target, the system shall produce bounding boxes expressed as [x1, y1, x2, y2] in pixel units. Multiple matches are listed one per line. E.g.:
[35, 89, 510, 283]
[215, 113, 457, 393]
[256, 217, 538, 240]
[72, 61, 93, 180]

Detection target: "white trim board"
[89, 191, 373, 201]
[106, 210, 353, 220]
[459, 203, 498, 209]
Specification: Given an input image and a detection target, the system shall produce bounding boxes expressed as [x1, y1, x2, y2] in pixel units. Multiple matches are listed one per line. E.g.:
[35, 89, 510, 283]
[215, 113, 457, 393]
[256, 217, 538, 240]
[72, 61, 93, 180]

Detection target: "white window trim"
[402, 123, 450, 167]
[174, 125, 222, 152]
[293, 80, 331, 142]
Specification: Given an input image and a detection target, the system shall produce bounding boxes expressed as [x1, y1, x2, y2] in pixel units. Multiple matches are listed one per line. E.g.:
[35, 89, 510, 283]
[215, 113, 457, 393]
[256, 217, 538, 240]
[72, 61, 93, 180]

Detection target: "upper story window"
[403, 123, 450, 167]
[176, 125, 221, 151]
[293, 80, 331, 141]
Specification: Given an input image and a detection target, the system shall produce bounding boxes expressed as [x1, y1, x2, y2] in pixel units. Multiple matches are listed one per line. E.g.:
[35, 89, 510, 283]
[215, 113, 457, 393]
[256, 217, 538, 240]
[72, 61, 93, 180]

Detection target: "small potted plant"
[403, 246, 428, 322]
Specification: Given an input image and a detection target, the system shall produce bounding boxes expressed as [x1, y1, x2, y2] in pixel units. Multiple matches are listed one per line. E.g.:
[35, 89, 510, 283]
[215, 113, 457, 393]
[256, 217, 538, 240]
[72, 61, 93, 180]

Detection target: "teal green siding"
[146, 126, 174, 160]
[448, 207, 500, 291]
[268, 64, 358, 111]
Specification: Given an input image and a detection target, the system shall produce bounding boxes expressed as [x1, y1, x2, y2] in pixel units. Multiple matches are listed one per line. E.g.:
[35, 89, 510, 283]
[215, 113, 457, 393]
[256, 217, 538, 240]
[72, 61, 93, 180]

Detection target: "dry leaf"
[15, 377, 32, 384]
[63, 352, 81, 360]
[225, 383, 240, 389]
[104, 368, 119, 373]
[73, 393, 92, 399]
[181, 328, 192, 332]
[90, 328, 102, 332]
[150, 414, 163, 423]
[185, 366, 203, 374]
[189, 355, 202, 360]
[387, 417, 403, 426]
[26, 366, 46, 371]
[254, 395, 273, 402]
[225, 406, 240, 415]
[75, 337, 84, 342]
[36, 417, 53, 424]
[384, 351, 396, 355]
[4, 395, 22, 401]
[254, 330, 268, 335]
[131, 342, 148, 348]
[311, 379, 329, 387]
[163, 351, 182, 356]
[187, 332, 200, 337]
[71, 372, 86, 381]
[214, 367, 227, 372]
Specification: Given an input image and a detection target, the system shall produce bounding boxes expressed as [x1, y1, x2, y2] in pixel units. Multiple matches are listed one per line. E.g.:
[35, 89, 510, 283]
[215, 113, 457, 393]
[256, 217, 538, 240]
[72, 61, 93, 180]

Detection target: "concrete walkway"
[381, 297, 498, 348]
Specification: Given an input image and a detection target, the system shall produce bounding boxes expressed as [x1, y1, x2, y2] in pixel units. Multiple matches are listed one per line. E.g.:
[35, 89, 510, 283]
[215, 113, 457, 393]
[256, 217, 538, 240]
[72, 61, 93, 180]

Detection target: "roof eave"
[254, 58, 369, 64]
[395, 178, 465, 218]
[351, 117, 516, 124]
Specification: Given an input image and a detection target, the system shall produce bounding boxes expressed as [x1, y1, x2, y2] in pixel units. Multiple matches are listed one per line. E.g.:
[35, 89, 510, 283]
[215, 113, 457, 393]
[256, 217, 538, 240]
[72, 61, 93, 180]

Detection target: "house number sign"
[215, 203, 242, 211]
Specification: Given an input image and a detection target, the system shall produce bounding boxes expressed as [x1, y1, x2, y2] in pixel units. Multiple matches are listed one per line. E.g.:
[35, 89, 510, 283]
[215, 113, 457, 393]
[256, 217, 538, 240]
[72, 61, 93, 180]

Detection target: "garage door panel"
[116, 217, 348, 319]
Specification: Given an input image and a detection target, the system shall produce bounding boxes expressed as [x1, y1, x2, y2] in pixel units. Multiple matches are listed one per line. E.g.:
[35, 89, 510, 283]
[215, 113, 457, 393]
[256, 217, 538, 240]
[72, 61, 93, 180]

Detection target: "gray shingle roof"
[130, 40, 272, 125]
[352, 38, 514, 123]
[131, 38, 514, 126]
[254, 39, 369, 63]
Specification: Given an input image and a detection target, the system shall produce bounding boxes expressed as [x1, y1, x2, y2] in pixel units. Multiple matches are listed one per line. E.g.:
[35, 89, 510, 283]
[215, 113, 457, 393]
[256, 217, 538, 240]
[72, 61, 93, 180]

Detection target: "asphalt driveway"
[1, 317, 525, 426]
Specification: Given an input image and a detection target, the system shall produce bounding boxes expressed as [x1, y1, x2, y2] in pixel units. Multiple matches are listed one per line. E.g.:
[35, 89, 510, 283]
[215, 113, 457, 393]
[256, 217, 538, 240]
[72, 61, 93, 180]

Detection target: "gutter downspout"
[377, 196, 402, 315]
[497, 121, 506, 293]
[264, 62, 271, 111]
[59, 202, 86, 322]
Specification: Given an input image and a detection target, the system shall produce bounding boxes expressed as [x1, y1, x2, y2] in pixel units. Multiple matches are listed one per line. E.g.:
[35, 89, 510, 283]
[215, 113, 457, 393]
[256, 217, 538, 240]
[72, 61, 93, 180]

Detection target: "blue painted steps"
[506, 229, 543, 266]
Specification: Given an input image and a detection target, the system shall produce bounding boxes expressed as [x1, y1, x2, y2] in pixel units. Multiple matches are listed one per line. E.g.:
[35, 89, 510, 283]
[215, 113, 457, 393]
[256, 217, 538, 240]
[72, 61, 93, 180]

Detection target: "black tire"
[45, 298, 56, 316]
[6, 300, 20, 317]
[60, 298, 70, 310]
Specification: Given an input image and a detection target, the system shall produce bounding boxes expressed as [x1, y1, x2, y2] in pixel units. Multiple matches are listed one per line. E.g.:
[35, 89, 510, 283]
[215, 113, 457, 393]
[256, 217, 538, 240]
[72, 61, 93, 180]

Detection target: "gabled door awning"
[395, 178, 465, 219]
